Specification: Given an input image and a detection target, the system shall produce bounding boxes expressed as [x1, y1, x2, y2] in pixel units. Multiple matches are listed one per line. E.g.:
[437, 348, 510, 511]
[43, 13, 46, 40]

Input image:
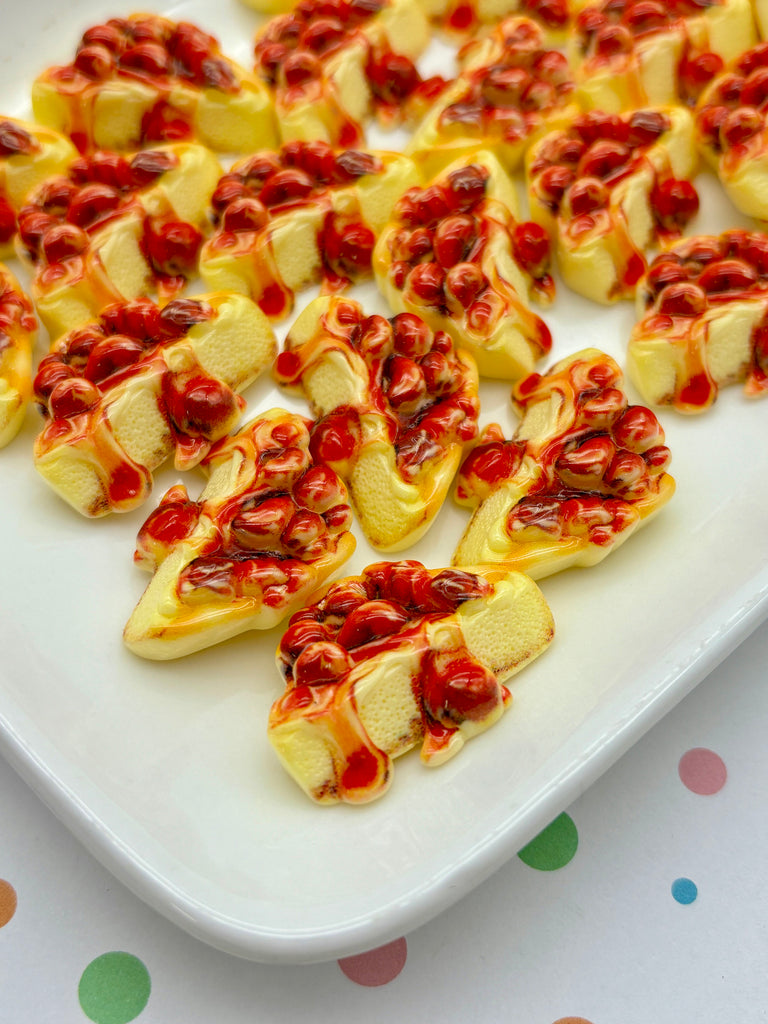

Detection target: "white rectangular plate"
[2, 0, 767, 964]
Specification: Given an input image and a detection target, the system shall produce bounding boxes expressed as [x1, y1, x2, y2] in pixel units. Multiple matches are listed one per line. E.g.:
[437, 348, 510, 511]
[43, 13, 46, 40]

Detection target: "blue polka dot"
[671, 877, 698, 904]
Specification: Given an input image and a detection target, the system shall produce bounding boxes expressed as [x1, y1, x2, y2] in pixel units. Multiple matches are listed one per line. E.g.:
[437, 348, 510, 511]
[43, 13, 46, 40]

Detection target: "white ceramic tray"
[2, 0, 767, 964]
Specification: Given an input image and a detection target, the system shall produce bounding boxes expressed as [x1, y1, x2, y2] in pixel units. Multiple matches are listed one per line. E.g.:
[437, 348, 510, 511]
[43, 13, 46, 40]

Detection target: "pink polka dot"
[0, 880, 16, 927]
[338, 937, 407, 986]
[678, 747, 727, 795]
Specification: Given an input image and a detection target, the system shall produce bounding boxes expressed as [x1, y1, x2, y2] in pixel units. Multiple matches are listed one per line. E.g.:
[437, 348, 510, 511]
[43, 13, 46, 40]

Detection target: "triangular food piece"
[123, 409, 356, 659]
[570, 0, 756, 112]
[373, 150, 554, 380]
[628, 230, 768, 409]
[453, 348, 675, 577]
[32, 14, 277, 154]
[694, 43, 768, 221]
[407, 16, 579, 178]
[0, 264, 37, 448]
[17, 142, 222, 340]
[199, 142, 419, 322]
[33, 293, 276, 516]
[526, 107, 699, 304]
[268, 559, 554, 804]
[253, 0, 430, 145]
[274, 294, 480, 550]
[0, 117, 77, 258]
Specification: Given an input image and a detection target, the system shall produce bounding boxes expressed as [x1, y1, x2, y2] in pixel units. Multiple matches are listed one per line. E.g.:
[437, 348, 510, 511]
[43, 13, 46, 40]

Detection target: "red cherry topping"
[259, 168, 315, 207]
[651, 178, 699, 231]
[697, 258, 758, 294]
[719, 106, 763, 149]
[445, 262, 486, 309]
[336, 600, 409, 649]
[577, 139, 631, 180]
[221, 196, 269, 233]
[33, 355, 75, 401]
[367, 52, 421, 104]
[511, 222, 550, 277]
[293, 641, 353, 686]
[446, 165, 488, 211]
[129, 149, 178, 186]
[627, 109, 669, 147]
[408, 262, 446, 305]
[144, 220, 203, 276]
[48, 377, 101, 419]
[656, 282, 707, 316]
[74, 43, 116, 79]
[423, 651, 500, 726]
[538, 165, 575, 206]
[432, 214, 477, 268]
[42, 223, 89, 263]
[67, 183, 122, 228]
[164, 375, 240, 437]
[568, 177, 609, 216]
[0, 120, 36, 157]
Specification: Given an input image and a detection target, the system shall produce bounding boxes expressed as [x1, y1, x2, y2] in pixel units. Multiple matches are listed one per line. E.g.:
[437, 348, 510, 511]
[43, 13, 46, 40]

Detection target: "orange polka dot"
[0, 880, 17, 927]
[553, 1018, 595, 1024]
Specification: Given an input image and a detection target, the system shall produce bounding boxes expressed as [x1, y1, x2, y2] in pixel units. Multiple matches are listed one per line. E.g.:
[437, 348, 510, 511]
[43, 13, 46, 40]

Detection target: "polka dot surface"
[517, 813, 579, 871]
[671, 878, 698, 905]
[678, 748, 727, 795]
[338, 937, 408, 986]
[78, 952, 151, 1024]
[0, 880, 17, 927]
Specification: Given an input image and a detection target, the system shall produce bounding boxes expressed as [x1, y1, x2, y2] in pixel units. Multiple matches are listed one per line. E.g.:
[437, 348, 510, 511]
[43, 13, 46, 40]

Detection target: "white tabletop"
[3, 614, 766, 1023]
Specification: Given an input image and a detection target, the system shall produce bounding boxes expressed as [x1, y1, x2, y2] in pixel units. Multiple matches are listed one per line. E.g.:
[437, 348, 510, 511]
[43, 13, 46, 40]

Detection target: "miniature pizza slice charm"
[694, 42, 768, 222]
[17, 142, 222, 340]
[407, 16, 579, 179]
[414, 0, 571, 41]
[33, 292, 277, 517]
[253, 0, 431, 146]
[274, 294, 480, 550]
[199, 141, 420, 322]
[31, 14, 277, 154]
[0, 117, 77, 258]
[526, 106, 699, 304]
[268, 560, 554, 804]
[373, 150, 554, 381]
[453, 348, 675, 577]
[123, 409, 356, 660]
[0, 264, 37, 448]
[570, 0, 756, 112]
[628, 230, 768, 410]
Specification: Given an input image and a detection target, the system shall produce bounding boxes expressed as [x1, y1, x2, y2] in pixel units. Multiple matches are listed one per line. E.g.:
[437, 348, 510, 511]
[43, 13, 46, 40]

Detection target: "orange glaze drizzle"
[274, 296, 480, 481]
[636, 230, 768, 408]
[271, 561, 503, 802]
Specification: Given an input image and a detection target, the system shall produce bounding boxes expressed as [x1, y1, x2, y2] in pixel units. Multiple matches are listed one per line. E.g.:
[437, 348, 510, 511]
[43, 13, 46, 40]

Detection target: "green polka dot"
[78, 952, 151, 1024]
[517, 812, 578, 871]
